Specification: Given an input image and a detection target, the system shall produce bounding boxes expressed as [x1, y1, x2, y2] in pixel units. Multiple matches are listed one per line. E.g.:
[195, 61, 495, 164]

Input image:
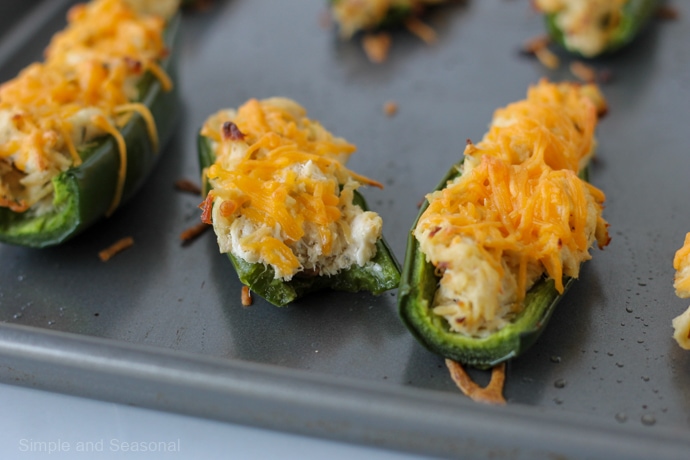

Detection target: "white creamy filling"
[212, 169, 382, 281]
[673, 307, 690, 350]
[674, 261, 690, 299]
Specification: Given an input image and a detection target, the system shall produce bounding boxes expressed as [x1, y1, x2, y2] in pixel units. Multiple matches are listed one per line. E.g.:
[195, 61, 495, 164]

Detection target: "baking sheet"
[0, 0, 689, 458]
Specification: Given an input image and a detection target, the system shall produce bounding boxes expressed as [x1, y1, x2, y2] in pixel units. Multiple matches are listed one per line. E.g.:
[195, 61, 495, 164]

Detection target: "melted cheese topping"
[0, 0, 175, 216]
[415, 80, 610, 338]
[672, 233, 690, 349]
[535, 0, 629, 57]
[202, 98, 384, 280]
[331, 0, 446, 38]
[464, 81, 606, 175]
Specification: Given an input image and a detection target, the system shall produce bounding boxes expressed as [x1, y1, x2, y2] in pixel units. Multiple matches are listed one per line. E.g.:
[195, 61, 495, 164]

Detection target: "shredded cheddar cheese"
[672, 233, 690, 349]
[0, 0, 175, 217]
[463, 81, 606, 175]
[415, 80, 610, 338]
[534, 0, 630, 57]
[202, 98, 384, 281]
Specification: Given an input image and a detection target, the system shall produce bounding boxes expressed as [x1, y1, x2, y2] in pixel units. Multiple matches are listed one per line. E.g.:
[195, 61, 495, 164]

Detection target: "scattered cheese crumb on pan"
[180, 222, 211, 245]
[241, 286, 253, 306]
[99, 237, 134, 262]
[656, 5, 679, 20]
[570, 61, 597, 83]
[534, 46, 560, 70]
[522, 34, 552, 54]
[182, 0, 214, 12]
[174, 179, 202, 195]
[383, 100, 398, 117]
[445, 359, 507, 405]
[522, 34, 560, 69]
[405, 17, 437, 44]
[362, 33, 391, 63]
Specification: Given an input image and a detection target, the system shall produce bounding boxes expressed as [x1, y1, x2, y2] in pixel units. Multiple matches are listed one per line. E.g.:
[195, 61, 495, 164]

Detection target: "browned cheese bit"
[383, 100, 398, 117]
[656, 5, 679, 20]
[570, 61, 597, 83]
[445, 359, 507, 405]
[404, 16, 437, 44]
[241, 286, 253, 306]
[174, 178, 202, 195]
[180, 222, 211, 245]
[98, 236, 134, 262]
[362, 33, 391, 63]
[522, 34, 559, 69]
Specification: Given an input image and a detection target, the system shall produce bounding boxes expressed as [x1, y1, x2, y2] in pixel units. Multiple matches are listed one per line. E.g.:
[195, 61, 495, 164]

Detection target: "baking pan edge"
[0, 322, 687, 459]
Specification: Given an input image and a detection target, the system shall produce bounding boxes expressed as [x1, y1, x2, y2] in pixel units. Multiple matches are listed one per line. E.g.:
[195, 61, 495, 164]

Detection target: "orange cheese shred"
[114, 102, 159, 152]
[673, 233, 690, 296]
[91, 114, 127, 216]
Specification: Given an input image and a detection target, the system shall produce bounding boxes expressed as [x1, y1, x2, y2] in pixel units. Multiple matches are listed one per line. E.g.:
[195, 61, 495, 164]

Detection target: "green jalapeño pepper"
[0, 2, 180, 248]
[398, 162, 577, 369]
[536, 0, 660, 57]
[198, 99, 400, 307]
[398, 80, 609, 369]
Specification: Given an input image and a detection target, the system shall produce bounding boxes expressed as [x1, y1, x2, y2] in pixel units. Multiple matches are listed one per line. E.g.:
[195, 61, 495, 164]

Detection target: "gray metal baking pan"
[1, 0, 689, 458]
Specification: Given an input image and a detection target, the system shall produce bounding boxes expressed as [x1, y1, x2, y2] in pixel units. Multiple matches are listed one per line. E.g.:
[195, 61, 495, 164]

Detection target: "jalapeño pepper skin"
[198, 134, 401, 307]
[0, 14, 180, 248]
[398, 162, 576, 369]
[543, 0, 659, 57]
